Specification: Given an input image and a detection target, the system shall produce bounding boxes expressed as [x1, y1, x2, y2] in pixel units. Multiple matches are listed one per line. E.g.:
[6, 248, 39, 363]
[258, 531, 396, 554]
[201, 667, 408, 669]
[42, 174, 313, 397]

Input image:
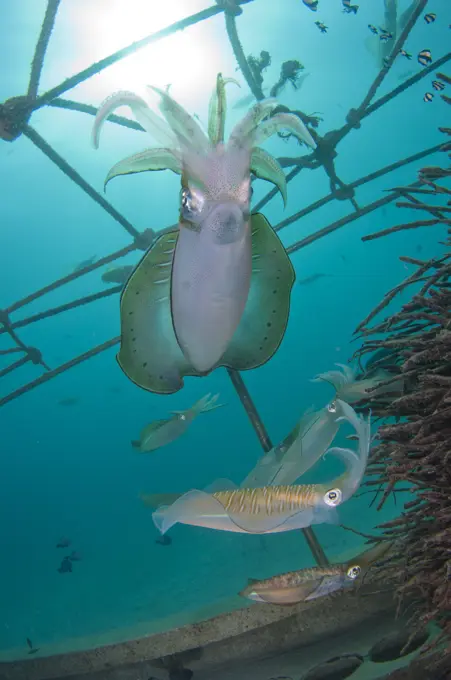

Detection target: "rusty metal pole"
[226, 368, 329, 567]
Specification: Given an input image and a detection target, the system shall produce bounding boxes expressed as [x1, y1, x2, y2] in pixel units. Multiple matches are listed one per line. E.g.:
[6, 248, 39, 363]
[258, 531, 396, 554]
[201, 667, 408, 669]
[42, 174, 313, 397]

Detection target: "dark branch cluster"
[352, 121, 451, 661]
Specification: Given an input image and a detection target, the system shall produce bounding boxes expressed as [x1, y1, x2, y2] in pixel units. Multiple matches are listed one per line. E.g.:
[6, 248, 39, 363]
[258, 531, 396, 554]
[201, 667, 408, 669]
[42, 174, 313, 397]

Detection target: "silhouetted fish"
[151, 648, 202, 680]
[301, 0, 318, 11]
[303, 654, 364, 680]
[68, 550, 82, 561]
[364, 347, 395, 371]
[298, 273, 326, 286]
[57, 556, 73, 574]
[26, 638, 39, 655]
[155, 535, 172, 546]
[57, 397, 79, 407]
[56, 537, 71, 548]
[73, 255, 97, 272]
[368, 629, 429, 662]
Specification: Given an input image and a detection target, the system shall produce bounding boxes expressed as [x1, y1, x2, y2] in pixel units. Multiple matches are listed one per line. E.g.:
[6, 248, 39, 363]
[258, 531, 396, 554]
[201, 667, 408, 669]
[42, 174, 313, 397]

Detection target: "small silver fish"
[132, 393, 223, 452]
[73, 255, 97, 272]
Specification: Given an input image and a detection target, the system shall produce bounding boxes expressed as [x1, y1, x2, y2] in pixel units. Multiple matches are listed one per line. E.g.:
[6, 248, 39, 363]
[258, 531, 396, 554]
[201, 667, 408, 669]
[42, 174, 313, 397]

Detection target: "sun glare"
[71, 0, 225, 109]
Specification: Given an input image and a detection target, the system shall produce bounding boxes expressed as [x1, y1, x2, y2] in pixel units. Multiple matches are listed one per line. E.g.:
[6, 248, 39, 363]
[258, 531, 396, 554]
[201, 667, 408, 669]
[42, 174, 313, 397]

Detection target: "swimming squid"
[151, 400, 371, 535]
[311, 363, 403, 403]
[93, 74, 315, 393]
[240, 541, 392, 604]
[240, 399, 345, 488]
[131, 393, 222, 453]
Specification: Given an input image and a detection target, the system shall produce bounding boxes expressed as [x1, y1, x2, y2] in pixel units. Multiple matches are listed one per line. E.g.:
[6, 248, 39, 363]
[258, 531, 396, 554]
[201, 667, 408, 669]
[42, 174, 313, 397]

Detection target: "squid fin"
[117, 230, 196, 394]
[118, 214, 294, 394]
[221, 213, 295, 371]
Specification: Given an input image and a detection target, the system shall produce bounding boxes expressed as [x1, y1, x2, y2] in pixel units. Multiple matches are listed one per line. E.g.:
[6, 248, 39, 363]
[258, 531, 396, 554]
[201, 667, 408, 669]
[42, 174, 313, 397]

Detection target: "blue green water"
[0, 0, 449, 660]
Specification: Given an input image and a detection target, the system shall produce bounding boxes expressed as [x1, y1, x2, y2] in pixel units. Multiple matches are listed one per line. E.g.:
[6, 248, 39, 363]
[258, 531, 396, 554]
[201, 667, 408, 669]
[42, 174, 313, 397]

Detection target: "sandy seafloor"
[0, 538, 430, 680]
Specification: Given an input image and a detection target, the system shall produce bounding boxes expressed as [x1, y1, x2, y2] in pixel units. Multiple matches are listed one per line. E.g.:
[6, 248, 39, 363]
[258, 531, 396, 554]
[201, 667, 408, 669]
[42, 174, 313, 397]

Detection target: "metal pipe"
[226, 368, 329, 567]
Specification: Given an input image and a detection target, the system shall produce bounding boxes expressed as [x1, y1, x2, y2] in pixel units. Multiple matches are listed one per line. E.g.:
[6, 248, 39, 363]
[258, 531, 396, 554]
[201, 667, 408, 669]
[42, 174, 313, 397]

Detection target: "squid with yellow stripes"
[151, 400, 370, 535]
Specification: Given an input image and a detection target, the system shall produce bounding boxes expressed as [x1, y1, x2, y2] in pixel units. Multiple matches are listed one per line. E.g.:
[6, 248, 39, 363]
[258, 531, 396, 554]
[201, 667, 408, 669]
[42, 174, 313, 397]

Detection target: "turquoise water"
[0, 0, 449, 660]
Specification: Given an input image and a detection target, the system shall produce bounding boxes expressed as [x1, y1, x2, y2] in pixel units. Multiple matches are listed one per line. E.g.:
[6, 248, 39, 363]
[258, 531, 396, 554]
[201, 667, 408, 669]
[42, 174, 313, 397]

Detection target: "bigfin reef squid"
[311, 362, 403, 403]
[131, 393, 223, 453]
[150, 400, 371, 535]
[240, 541, 393, 605]
[240, 398, 345, 488]
[92, 75, 315, 394]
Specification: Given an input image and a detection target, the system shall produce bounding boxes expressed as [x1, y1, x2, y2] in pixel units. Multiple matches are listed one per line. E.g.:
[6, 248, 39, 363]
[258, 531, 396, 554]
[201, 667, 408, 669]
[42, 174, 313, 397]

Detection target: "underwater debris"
[131, 393, 223, 453]
[0, 95, 33, 142]
[353, 125, 451, 660]
[269, 60, 307, 98]
[247, 50, 271, 89]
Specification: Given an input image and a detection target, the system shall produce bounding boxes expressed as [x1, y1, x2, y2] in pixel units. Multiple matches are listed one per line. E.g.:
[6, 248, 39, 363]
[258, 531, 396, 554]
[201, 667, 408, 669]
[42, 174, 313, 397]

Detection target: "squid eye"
[324, 487, 342, 507]
[346, 565, 361, 580]
[327, 401, 337, 413]
[180, 187, 204, 219]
